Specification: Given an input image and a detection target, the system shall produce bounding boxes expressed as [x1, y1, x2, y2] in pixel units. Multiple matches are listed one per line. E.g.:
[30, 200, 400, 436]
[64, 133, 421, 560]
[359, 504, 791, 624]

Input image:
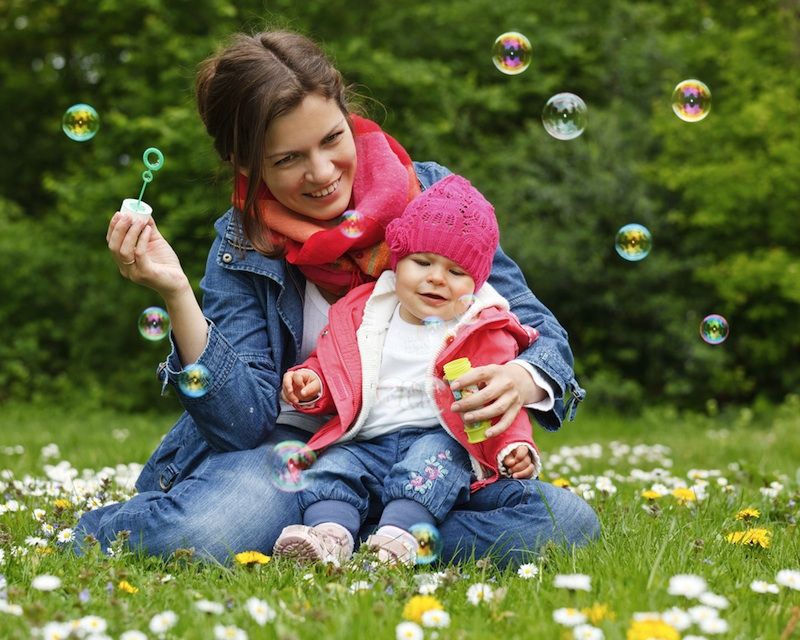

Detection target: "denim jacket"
[139, 161, 585, 493]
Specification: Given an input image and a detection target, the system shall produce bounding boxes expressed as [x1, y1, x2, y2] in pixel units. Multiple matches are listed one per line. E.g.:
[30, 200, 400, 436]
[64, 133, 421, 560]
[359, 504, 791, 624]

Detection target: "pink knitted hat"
[385, 174, 498, 291]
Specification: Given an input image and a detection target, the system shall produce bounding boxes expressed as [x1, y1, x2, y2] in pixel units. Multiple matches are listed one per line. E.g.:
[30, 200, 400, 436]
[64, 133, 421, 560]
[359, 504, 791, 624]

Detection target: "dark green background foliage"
[1, 0, 798, 413]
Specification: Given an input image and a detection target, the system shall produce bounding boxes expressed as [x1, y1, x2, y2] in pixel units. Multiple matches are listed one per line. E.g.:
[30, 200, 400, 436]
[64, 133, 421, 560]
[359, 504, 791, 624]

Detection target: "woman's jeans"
[75, 427, 600, 567]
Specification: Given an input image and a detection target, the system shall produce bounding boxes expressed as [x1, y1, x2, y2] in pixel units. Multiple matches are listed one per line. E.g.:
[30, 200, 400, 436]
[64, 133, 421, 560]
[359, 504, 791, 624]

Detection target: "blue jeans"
[75, 428, 599, 566]
[300, 428, 472, 538]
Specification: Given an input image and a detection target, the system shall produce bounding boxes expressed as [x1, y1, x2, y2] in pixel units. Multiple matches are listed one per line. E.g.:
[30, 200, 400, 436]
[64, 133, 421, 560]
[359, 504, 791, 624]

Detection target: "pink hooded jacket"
[289, 271, 541, 491]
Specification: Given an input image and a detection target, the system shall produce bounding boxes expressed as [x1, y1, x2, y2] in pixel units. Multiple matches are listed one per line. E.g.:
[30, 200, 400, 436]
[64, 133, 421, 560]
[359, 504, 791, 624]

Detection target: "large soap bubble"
[615, 224, 653, 261]
[672, 79, 712, 122]
[62, 104, 100, 141]
[542, 93, 587, 140]
[492, 32, 532, 75]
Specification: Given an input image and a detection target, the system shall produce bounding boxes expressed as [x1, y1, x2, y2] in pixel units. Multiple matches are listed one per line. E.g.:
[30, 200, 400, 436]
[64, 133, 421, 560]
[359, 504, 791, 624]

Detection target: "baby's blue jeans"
[300, 427, 471, 539]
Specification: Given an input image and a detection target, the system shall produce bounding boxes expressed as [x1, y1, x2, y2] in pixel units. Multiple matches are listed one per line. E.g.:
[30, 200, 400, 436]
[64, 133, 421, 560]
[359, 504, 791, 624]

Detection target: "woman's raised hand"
[107, 211, 190, 297]
[449, 362, 547, 438]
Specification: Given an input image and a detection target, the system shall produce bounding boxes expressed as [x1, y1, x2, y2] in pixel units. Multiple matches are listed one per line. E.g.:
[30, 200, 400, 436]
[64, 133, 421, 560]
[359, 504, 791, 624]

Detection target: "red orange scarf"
[232, 115, 420, 296]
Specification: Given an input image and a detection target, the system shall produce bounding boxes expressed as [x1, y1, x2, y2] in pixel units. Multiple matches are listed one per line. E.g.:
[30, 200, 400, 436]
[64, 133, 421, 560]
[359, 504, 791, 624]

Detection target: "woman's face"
[261, 93, 356, 221]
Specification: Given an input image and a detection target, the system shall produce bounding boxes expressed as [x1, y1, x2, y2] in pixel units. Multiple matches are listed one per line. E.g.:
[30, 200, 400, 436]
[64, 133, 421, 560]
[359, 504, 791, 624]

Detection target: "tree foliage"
[0, 0, 797, 412]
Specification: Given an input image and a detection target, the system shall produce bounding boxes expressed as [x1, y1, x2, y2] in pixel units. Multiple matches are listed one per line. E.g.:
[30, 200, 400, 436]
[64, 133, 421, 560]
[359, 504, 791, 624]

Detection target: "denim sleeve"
[487, 246, 585, 430]
[158, 234, 286, 452]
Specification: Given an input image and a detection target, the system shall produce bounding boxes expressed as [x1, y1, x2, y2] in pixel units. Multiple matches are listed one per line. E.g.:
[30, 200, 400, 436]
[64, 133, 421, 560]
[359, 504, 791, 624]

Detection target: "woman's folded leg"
[436, 478, 600, 567]
[75, 440, 302, 563]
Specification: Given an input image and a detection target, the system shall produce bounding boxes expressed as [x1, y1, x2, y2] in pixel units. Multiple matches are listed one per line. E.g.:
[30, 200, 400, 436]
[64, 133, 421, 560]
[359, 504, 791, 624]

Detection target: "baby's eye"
[413, 258, 430, 266]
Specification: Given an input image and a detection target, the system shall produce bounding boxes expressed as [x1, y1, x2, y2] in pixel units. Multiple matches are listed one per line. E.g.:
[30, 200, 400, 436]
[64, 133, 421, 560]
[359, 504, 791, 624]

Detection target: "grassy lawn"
[0, 399, 798, 639]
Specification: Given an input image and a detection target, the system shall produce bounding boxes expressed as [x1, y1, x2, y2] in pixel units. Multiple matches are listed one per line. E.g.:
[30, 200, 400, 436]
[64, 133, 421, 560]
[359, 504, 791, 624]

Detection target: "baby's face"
[394, 253, 476, 325]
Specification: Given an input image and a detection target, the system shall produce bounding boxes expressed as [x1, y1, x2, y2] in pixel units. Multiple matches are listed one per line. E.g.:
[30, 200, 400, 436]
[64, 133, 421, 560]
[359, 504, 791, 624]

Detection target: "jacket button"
[355, 251, 364, 259]
[222, 252, 233, 264]
[446, 336, 454, 344]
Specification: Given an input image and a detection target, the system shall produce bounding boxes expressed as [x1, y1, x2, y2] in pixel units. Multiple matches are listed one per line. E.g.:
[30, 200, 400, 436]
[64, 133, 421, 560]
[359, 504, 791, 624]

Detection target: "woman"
[77, 29, 598, 565]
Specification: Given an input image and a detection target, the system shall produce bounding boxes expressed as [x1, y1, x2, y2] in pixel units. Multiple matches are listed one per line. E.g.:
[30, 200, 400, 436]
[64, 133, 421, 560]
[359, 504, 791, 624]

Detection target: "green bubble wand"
[121, 147, 165, 216]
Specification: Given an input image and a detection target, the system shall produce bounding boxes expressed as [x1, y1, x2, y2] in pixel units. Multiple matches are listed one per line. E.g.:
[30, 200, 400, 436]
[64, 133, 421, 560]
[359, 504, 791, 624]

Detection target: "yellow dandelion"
[641, 489, 661, 501]
[35, 546, 55, 555]
[735, 507, 760, 521]
[234, 551, 271, 565]
[627, 619, 680, 640]
[53, 498, 72, 510]
[402, 595, 444, 623]
[725, 527, 772, 549]
[671, 487, 697, 504]
[552, 478, 571, 488]
[581, 602, 615, 625]
[118, 580, 139, 594]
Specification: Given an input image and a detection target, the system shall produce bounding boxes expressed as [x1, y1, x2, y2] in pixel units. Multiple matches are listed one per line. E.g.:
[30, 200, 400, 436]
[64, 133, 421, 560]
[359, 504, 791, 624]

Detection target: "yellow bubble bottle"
[443, 357, 492, 443]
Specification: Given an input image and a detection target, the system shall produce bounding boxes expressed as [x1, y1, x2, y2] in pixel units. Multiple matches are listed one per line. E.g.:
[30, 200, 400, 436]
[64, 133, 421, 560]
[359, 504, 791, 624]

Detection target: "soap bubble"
[178, 364, 211, 398]
[542, 93, 587, 140]
[492, 32, 532, 75]
[137, 306, 170, 341]
[700, 314, 729, 344]
[423, 316, 444, 329]
[339, 210, 365, 239]
[62, 103, 100, 141]
[672, 79, 711, 122]
[267, 441, 317, 492]
[615, 224, 653, 261]
[409, 523, 442, 565]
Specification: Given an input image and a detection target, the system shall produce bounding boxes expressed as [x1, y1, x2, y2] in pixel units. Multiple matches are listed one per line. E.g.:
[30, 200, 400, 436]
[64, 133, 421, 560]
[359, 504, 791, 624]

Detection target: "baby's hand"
[502, 445, 535, 479]
[281, 369, 322, 404]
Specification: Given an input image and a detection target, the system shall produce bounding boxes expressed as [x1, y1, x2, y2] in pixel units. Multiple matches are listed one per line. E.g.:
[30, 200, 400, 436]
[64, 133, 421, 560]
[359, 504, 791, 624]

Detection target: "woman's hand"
[450, 362, 545, 437]
[107, 211, 190, 297]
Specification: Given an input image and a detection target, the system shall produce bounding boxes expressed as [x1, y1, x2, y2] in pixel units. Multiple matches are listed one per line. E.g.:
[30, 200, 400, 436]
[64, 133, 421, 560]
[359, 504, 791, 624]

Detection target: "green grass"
[1, 399, 799, 639]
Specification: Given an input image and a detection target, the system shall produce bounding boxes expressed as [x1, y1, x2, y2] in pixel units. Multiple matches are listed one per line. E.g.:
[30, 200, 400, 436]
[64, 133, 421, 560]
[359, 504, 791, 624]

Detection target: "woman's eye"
[323, 131, 343, 144]
[274, 154, 296, 166]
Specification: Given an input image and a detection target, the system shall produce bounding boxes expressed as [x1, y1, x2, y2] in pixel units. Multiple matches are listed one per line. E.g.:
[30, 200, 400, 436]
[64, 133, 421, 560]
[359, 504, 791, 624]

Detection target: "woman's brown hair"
[195, 30, 350, 256]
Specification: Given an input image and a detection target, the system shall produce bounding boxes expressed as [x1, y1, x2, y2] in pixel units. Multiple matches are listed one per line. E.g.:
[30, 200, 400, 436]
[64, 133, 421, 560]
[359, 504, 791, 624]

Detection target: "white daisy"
[698, 592, 728, 609]
[148, 610, 178, 635]
[698, 616, 729, 634]
[667, 574, 708, 598]
[40, 621, 71, 640]
[553, 607, 588, 627]
[33, 508, 47, 521]
[78, 615, 107, 633]
[213, 624, 247, 640]
[776, 569, 800, 591]
[573, 624, 604, 640]
[683, 636, 710, 640]
[517, 563, 539, 579]
[687, 605, 720, 625]
[31, 574, 61, 591]
[750, 580, 779, 594]
[554, 573, 592, 591]
[421, 609, 450, 628]
[0, 601, 23, 616]
[395, 621, 424, 640]
[119, 632, 148, 640]
[246, 597, 276, 625]
[660, 606, 692, 630]
[25, 536, 48, 548]
[56, 528, 75, 544]
[349, 581, 372, 593]
[195, 599, 225, 614]
[466, 583, 494, 605]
